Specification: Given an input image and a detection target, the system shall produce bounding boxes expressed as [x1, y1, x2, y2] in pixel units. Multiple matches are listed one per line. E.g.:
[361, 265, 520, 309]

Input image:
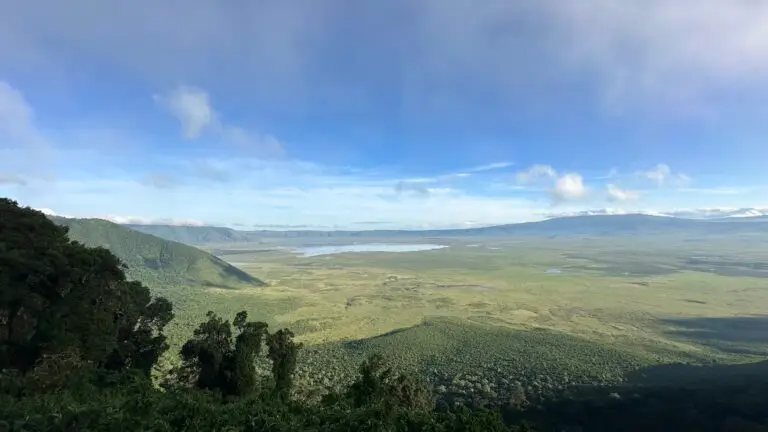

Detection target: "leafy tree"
[346, 353, 434, 412]
[0, 198, 172, 380]
[178, 311, 233, 391]
[177, 310, 268, 396]
[267, 328, 301, 399]
[228, 311, 268, 396]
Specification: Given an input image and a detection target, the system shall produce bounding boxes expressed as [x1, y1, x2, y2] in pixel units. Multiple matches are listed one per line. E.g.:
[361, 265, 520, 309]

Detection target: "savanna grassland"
[157, 234, 768, 405]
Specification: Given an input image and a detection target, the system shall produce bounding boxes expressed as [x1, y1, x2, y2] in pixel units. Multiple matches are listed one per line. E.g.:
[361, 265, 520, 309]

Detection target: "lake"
[294, 243, 448, 257]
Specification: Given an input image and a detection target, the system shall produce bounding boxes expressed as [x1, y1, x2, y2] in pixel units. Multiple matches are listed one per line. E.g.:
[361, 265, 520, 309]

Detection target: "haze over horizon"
[2, 1, 767, 230]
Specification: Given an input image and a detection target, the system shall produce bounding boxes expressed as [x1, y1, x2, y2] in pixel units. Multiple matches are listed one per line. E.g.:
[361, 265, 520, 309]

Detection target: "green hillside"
[126, 223, 258, 244]
[51, 216, 265, 290]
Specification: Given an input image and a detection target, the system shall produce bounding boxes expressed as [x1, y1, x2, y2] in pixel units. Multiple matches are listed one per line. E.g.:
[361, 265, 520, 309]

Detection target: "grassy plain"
[158, 234, 768, 402]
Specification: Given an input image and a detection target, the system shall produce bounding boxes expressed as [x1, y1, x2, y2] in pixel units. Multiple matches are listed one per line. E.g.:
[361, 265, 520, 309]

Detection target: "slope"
[125, 223, 258, 244]
[297, 316, 714, 407]
[51, 216, 265, 289]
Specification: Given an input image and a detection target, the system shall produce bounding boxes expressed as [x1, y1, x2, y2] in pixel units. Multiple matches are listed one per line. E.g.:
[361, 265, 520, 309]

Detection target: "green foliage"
[0, 371, 527, 431]
[50, 215, 265, 289]
[173, 311, 268, 397]
[267, 328, 301, 399]
[301, 317, 688, 408]
[345, 353, 433, 413]
[0, 199, 172, 380]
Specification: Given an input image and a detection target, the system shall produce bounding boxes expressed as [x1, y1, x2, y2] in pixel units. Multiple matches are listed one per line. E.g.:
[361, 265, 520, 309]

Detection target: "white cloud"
[678, 173, 692, 185]
[36, 206, 204, 226]
[515, 164, 590, 203]
[606, 184, 639, 202]
[34, 202, 203, 226]
[100, 215, 206, 226]
[153, 86, 213, 139]
[154, 85, 285, 158]
[644, 164, 671, 185]
[36, 207, 70, 218]
[638, 163, 691, 187]
[399, 161, 514, 184]
[515, 164, 557, 183]
[551, 172, 587, 202]
[464, 161, 514, 173]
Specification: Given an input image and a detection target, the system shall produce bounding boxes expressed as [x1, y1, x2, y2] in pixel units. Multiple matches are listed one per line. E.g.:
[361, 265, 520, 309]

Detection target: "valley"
[45, 212, 768, 407]
[128, 221, 768, 405]
[6, 203, 764, 429]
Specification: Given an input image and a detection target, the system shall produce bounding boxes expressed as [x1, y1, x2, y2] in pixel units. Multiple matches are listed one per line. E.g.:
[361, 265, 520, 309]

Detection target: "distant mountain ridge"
[51, 216, 265, 288]
[125, 213, 768, 244]
[545, 207, 768, 220]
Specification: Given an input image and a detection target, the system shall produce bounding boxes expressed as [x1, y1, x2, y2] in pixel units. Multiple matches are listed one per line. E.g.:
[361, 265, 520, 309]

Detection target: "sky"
[1, 0, 768, 230]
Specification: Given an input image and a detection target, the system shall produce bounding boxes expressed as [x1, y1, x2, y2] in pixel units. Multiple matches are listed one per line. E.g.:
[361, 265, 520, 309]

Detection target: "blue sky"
[1, 1, 768, 229]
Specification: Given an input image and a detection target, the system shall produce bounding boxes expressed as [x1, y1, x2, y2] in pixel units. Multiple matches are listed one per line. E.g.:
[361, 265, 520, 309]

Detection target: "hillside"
[51, 216, 265, 289]
[125, 223, 259, 244]
[126, 214, 768, 244]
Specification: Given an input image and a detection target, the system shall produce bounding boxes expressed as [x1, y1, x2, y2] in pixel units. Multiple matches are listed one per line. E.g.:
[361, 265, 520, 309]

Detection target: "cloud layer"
[2, 1, 767, 229]
[3, 1, 767, 118]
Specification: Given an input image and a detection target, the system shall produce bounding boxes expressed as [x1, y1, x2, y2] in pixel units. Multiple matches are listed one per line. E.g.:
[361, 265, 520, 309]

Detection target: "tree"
[178, 311, 233, 391]
[227, 312, 268, 396]
[177, 310, 268, 397]
[346, 353, 433, 412]
[266, 328, 301, 399]
[0, 199, 172, 379]
[105, 290, 174, 375]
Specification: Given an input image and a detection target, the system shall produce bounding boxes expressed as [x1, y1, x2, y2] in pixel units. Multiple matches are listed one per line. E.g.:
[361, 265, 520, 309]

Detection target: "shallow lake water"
[294, 243, 448, 257]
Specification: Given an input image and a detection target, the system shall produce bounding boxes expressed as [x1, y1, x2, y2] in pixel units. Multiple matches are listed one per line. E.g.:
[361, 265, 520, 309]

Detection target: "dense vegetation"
[4, 198, 768, 430]
[300, 317, 703, 404]
[53, 216, 264, 289]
